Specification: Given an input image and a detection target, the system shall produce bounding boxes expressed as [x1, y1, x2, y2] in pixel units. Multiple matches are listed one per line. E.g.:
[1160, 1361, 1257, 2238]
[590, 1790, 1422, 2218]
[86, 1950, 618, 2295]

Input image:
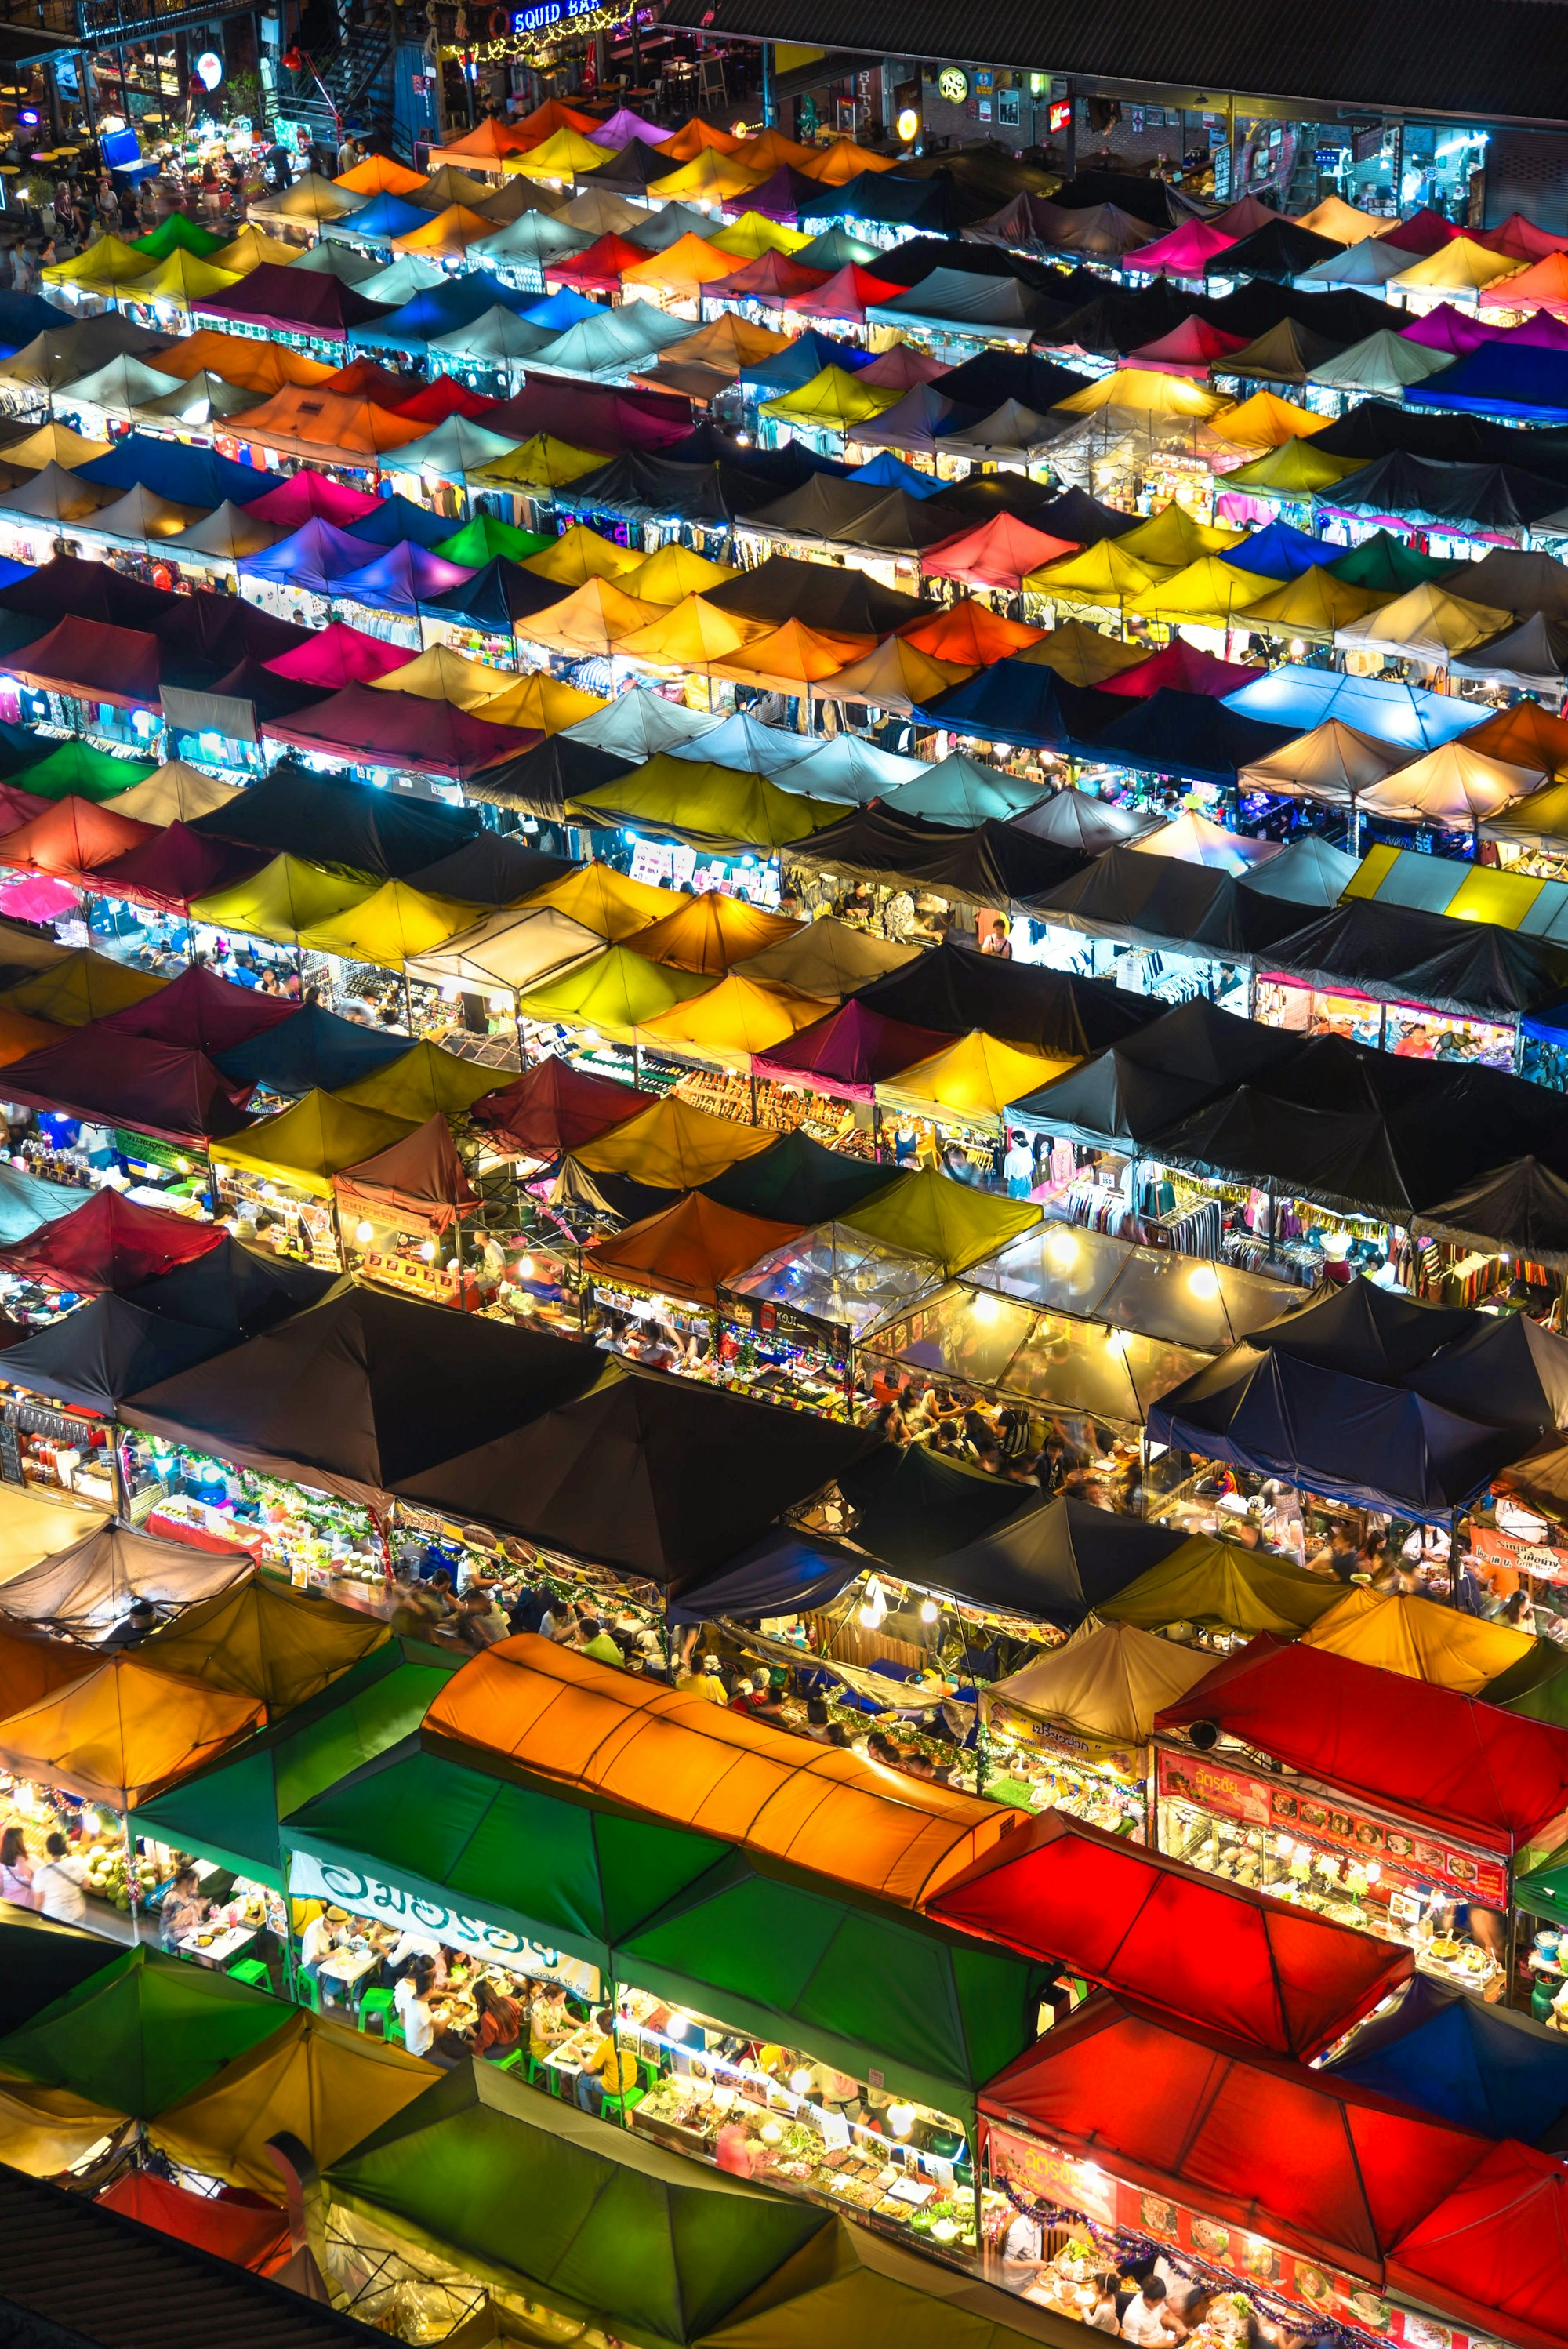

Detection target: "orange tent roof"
[514, 96, 601, 138]
[901, 600, 1046, 663]
[623, 888, 801, 973]
[226, 387, 426, 459]
[425, 1632, 1014, 1904]
[0, 1007, 67, 1070]
[656, 118, 742, 160]
[153, 331, 333, 390]
[714, 617, 873, 692]
[1479, 249, 1568, 315]
[1461, 700, 1568, 777]
[731, 126, 818, 172]
[524, 575, 662, 656]
[336, 153, 430, 197]
[0, 1625, 98, 1717]
[432, 118, 536, 162]
[390, 205, 495, 257]
[0, 1652, 263, 1810]
[583, 1190, 804, 1305]
[796, 136, 899, 184]
[620, 231, 736, 294]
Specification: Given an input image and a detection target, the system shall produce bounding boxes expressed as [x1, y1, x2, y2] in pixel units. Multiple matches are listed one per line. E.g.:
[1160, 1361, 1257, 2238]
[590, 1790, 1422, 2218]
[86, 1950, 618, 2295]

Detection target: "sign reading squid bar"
[289, 1850, 601, 1995]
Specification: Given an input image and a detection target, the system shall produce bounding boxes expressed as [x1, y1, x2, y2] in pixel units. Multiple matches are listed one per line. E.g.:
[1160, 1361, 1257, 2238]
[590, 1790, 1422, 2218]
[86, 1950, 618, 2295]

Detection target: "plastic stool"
[358, 1987, 396, 2036]
[227, 1959, 270, 1990]
[600, 2086, 644, 2122]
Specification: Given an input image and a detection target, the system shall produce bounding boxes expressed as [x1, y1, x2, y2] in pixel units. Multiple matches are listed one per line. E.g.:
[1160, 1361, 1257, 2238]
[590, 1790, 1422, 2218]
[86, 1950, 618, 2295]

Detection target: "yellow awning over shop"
[297, 879, 480, 971]
[1345, 841, 1559, 927]
[0, 1485, 107, 1583]
[626, 888, 800, 975]
[145, 1576, 389, 1715]
[508, 125, 608, 182]
[759, 365, 903, 431]
[42, 234, 154, 290]
[985, 1615, 1218, 1746]
[1354, 739, 1538, 828]
[0, 419, 112, 470]
[367, 645, 509, 710]
[1220, 438, 1366, 496]
[873, 1030, 1077, 1135]
[517, 944, 717, 1047]
[0, 1653, 263, 1810]
[574, 1090, 775, 1185]
[1293, 196, 1388, 242]
[712, 620, 873, 698]
[0, 951, 165, 1029]
[520, 862, 687, 941]
[333, 1037, 503, 1120]
[128, 250, 241, 307]
[191, 855, 374, 948]
[1052, 369, 1227, 419]
[521, 523, 644, 586]
[708, 210, 813, 259]
[523, 576, 663, 657]
[569, 753, 848, 852]
[210, 1090, 417, 1196]
[646, 148, 763, 204]
[1298, 1585, 1537, 1694]
[210, 225, 303, 271]
[1335, 580, 1517, 663]
[0, 2079, 128, 2177]
[1390, 238, 1524, 294]
[1024, 539, 1166, 607]
[1114, 502, 1247, 567]
[1240, 568, 1393, 641]
[637, 971, 833, 1069]
[466, 433, 605, 490]
[1207, 389, 1334, 450]
[615, 593, 766, 670]
[618, 543, 739, 607]
[841, 1164, 1041, 1276]
[1099, 1533, 1344, 1637]
[390, 203, 495, 258]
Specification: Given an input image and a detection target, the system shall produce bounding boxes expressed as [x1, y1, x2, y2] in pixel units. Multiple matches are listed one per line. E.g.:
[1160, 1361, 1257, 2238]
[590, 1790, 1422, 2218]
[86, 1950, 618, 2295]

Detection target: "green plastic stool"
[600, 2086, 644, 2122]
[495, 2047, 527, 2073]
[358, 1987, 396, 2036]
[227, 1959, 270, 1990]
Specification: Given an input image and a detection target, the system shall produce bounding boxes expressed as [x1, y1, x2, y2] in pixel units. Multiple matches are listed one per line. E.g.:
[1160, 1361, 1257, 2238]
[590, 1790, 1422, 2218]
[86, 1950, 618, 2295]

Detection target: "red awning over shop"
[1156, 1637, 1568, 1853]
[9, 619, 163, 709]
[1388, 2139, 1568, 2349]
[334, 1113, 479, 1230]
[0, 1189, 226, 1292]
[93, 963, 296, 1056]
[927, 1813, 1410, 2060]
[95, 2173, 289, 2273]
[471, 1055, 654, 1159]
[89, 823, 271, 916]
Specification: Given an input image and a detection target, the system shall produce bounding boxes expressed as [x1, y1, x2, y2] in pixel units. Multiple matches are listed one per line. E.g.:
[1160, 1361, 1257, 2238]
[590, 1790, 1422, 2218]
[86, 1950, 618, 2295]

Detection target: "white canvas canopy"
[0, 1519, 252, 1636]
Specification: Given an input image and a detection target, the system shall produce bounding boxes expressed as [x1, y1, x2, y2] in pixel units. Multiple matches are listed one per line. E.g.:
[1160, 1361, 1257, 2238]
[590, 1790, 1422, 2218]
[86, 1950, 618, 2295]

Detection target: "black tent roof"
[463, 733, 632, 819]
[1417, 1156, 1568, 1269]
[702, 555, 925, 635]
[194, 761, 480, 876]
[1080, 688, 1297, 784]
[915, 1490, 1188, 1627]
[405, 834, 575, 906]
[699, 1130, 898, 1224]
[835, 1441, 1023, 1569]
[393, 1361, 877, 1582]
[789, 805, 1087, 908]
[850, 934, 1159, 1056]
[583, 136, 677, 191]
[0, 1294, 234, 1415]
[1012, 993, 1303, 1148]
[1029, 485, 1141, 543]
[122, 1283, 607, 1508]
[1218, 218, 1346, 281]
[1025, 844, 1310, 957]
[1318, 450, 1568, 532]
[666, 1525, 868, 1625]
[869, 268, 1068, 338]
[746, 474, 971, 552]
[1228, 1277, 1483, 1377]
[121, 1233, 338, 1335]
[917, 657, 1112, 750]
[922, 346, 1093, 414]
[1050, 279, 1194, 358]
[419, 555, 574, 634]
[564, 452, 781, 528]
[1263, 896, 1568, 1017]
[1047, 169, 1197, 227]
[1309, 398, 1568, 477]
[1405, 1309, 1568, 1440]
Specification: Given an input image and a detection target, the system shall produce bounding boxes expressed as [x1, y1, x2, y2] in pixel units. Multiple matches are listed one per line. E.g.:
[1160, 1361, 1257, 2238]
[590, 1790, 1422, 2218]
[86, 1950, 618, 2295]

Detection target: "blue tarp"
[343, 494, 455, 551]
[0, 293, 71, 352]
[76, 434, 283, 509]
[919, 658, 1111, 750]
[666, 1527, 865, 1624]
[522, 286, 603, 334]
[1086, 689, 1296, 786]
[1226, 518, 1342, 580]
[1406, 342, 1568, 425]
[1324, 1976, 1568, 2144]
[1222, 663, 1483, 750]
[738, 329, 871, 394]
[0, 1159, 89, 1244]
[236, 517, 375, 596]
[0, 558, 33, 593]
[332, 541, 474, 615]
[212, 1004, 411, 1095]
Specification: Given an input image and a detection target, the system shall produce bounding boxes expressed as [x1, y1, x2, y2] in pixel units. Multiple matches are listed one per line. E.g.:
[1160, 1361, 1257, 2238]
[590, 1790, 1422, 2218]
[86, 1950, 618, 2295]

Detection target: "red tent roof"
[95, 2173, 289, 2274]
[334, 1112, 479, 1229]
[1378, 206, 1460, 254]
[549, 231, 648, 291]
[9, 620, 162, 710]
[244, 472, 380, 528]
[920, 511, 1080, 593]
[1127, 316, 1250, 376]
[394, 375, 501, 425]
[0, 796, 158, 882]
[260, 683, 538, 780]
[93, 961, 296, 1055]
[0, 1187, 226, 1291]
[472, 1055, 652, 1159]
[1388, 2139, 1568, 2349]
[753, 998, 949, 1103]
[1097, 639, 1264, 699]
[263, 622, 411, 688]
[927, 1812, 1410, 2060]
[0, 1028, 256, 1145]
[89, 823, 270, 916]
[707, 251, 831, 303]
[583, 1191, 805, 1307]
[1156, 1637, 1568, 1853]
[784, 263, 904, 318]
[981, 1995, 1492, 2289]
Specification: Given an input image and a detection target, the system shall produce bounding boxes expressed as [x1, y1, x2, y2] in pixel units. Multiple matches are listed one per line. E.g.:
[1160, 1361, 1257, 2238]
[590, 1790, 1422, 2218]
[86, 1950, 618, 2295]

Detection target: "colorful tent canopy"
[0, 1188, 222, 1294]
[143, 1577, 388, 1715]
[334, 1112, 479, 1229]
[585, 1192, 804, 1306]
[874, 1030, 1076, 1135]
[404, 904, 601, 995]
[521, 860, 685, 940]
[982, 1615, 1216, 1748]
[568, 756, 845, 854]
[472, 1055, 651, 1160]
[1299, 1586, 1537, 1694]
[0, 1294, 234, 1415]
[333, 1037, 501, 1122]
[841, 1164, 1040, 1276]
[1099, 1533, 1343, 1636]
[1355, 738, 1537, 826]
[296, 877, 478, 971]
[0, 1521, 240, 1639]
[753, 998, 949, 1102]
[208, 1089, 416, 1197]
[574, 1091, 775, 1187]
[637, 971, 833, 1069]
[626, 890, 799, 975]
[0, 1652, 263, 1811]
[0, 1944, 282, 2115]
[1324, 1974, 1568, 2144]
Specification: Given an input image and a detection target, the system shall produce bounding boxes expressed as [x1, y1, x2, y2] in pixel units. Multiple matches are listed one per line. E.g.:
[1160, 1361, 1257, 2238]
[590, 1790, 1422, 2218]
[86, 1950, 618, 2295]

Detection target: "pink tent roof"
[244, 473, 380, 528]
[855, 344, 951, 390]
[1127, 317, 1250, 377]
[782, 262, 903, 318]
[1098, 640, 1264, 699]
[1475, 211, 1568, 263]
[920, 511, 1080, 593]
[1126, 220, 1237, 276]
[591, 104, 666, 147]
[263, 623, 411, 688]
[752, 998, 949, 1103]
[10, 620, 162, 710]
[261, 682, 538, 779]
[472, 1056, 653, 1158]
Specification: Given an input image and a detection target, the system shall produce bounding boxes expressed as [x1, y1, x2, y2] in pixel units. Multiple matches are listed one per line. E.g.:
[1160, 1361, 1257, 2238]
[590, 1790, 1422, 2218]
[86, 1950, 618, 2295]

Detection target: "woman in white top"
[0, 1826, 36, 1910]
[395, 1958, 437, 2058]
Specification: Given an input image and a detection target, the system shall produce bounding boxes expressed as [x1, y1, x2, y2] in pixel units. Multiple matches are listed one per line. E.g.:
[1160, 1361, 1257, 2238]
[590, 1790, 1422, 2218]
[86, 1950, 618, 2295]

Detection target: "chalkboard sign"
[0, 1418, 24, 1487]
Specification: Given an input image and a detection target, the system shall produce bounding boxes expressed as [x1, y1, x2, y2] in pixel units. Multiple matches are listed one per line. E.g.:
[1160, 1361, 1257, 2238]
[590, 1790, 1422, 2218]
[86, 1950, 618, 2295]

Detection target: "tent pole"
[1449, 1507, 1461, 1609]
[401, 971, 414, 1033]
[513, 996, 529, 1071]
[748, 1069, 758, 1124]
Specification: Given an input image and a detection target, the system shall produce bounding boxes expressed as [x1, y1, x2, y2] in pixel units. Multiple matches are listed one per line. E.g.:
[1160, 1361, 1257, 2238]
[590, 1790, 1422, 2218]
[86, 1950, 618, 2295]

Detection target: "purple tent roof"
[591, 104, 666, 147]
[236, 517, 377, 596]
[331, 542, 475, 615]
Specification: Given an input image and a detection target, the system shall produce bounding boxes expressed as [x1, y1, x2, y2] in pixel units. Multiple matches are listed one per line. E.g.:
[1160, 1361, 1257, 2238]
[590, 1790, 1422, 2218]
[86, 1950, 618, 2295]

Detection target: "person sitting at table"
[383, 1925, 446, 1989]
[469, 1975, 524, 2063]
[299, 1905, 347, 1999]
[159, 1866, 207, 1955]
[574, 2009, 638, 2116]
[579, 1615, 623, 1668]
[395, 1956, 437, 2058]
[529, 1978, 574, 2062]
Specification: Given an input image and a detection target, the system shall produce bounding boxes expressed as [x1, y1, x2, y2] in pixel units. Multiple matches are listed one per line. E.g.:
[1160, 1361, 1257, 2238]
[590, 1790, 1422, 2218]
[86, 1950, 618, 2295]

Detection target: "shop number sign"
[1156, 1749, 1508, 1910]
[289, 1850, 599, 1991]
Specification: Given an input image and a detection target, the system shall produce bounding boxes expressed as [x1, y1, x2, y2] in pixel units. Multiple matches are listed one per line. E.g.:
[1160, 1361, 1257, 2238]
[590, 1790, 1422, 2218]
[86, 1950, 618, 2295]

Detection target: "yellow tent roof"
[508, 125, 609, 182]
[671, 310, 792, 370]
[252, 171, 362, 223]
[521, 862, 686, 941]
[1240, 568, 1392, 641]
[1023, 538, 1165, 606]
[615, 593, 765, 670]
[336, 154, 429, 197]
[210, 1091, 417, 1196]
[874, 1030, 1077, 1135]
[1123, 554, 1269, 626]
[367, 645, 508, 711]
[0, 1485, 107, 1584]
[129, 250, 241, 307]
[626, 888, 800, 974]
[622, 231, 738, 296]
[191, 855, 373, 947]
[1208, 389, 1334, 450]
[297, 879, 478, 971]
[0, 419, 112, 470]
[1221, 438, 1366, 496]
[42, 234, 154, 289]
[149, 2010, 429, 2198]
[1053, 368, 1227, 419]
[1115, 501, 1247, 567]
[1100, 1533, 1343, 1637]
[636, 971, 833, 1069]
[391, 203, 495, 258]
[474, 670, 607, 734]
[517, 575, 662, 658]
[1391, 237, 1523, 292]
[1298, 1585, 1537, 1694]
[1336, 581, 1516, 663]
[985, 1615, 1218, 1746]
[0, 2079, 128, 2177]
[759, 364, 902, 430]
[0, 951, 165, 1029]
[618, 543, 739, 607]
[1294, 196, 1388, 243]
[1354, 739, 1538, 827]
[0, 1653, 263, 1810]
[574, 1090, 777, 1185]
[517, 944, 716, 1047]
[569, 753, 847, 850]
[334, 1037, 503, 1120]
[466, 432, 605, 490]
[144, 1576, 389, 1715]
[1018, 621, 1149, 684]
[709, 210, 813, 259]
[647, 148, 762, 203]
[842, 1164, 1041, 1276]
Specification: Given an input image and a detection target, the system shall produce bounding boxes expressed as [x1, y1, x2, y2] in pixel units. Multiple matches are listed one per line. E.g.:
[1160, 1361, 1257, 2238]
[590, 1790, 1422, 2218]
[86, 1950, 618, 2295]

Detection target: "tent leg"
[872, 1104, 883, 1164]
[1449, 1508, 1461, 1609]
[749, 1070, 758, 1124]
[514, 998, 529, 1071]
[632, 1040, 641, 1087]
[401, 972, 413, 1033]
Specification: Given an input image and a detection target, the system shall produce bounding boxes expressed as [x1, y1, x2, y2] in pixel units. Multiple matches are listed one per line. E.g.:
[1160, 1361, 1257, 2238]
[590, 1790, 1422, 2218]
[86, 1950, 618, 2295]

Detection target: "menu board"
[1156, 1748, 1509, 1911]
[985, 1698, 1143, 1786]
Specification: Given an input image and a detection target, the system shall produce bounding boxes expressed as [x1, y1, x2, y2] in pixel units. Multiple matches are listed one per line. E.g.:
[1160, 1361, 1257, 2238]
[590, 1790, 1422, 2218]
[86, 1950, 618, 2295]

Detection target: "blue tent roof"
[0, 1158, 89, 1245]
[212, 1004, 410, 1095]
[738, 329, 872, 394]
[846, 450, 945, 496]
[333, 541, 474, 615]
[1226, 518, 1342, 581]
[918, 658, 1110, 750]
[0, 557, 32, 594]
[76, 434, 284, 508]
[667, 1527, 865, 1626]
[1406, 342, 1568, 425]
[1324, 1976, 1568, 2144]
[0, 293, 72, 354]
[521, 286, 603, 333]
[235, 516, 375, 596]
[343, 493, 454, 551]
[330, 191, 429, 245]
[350, 271, 535, 351]
[1222, 663, 1483, 750]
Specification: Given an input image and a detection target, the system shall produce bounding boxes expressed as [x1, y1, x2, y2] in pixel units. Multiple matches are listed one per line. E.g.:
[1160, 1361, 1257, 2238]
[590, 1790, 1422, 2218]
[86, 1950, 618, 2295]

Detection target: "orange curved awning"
[426, 1632, 1015, 1905]
[0, 1652, 263, 1809]
[583, 1191, 804, 1305]
[900, 599, 1046, 665]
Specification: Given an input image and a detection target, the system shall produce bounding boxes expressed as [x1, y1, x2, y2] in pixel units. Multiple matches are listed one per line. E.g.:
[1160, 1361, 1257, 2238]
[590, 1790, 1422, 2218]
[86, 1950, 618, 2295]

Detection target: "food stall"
[332, 1116, 487, 1310]
[717, 1220, 941, 1414]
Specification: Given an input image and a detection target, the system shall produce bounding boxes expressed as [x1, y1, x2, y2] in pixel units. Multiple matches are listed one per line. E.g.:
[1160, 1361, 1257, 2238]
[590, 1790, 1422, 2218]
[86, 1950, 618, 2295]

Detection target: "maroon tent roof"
[0, 1187, 227, 1292]
[176, 591, 312, 667]
[706, 251, 831, 303]
[470, 1055, 653, 1159]
[482, 379, 693, 451]
[0, 1029, 256, 1146]
[93, 963, 296, 1055]
[89, 824, 272, 916]
[9, 619, 162, 709]
[752, 998, 949, 1103]
[260, 684, 539, 780]
[0, 556, 177, 632]
[334, 1113, 480, 1229]
[200, 264, 397, 340]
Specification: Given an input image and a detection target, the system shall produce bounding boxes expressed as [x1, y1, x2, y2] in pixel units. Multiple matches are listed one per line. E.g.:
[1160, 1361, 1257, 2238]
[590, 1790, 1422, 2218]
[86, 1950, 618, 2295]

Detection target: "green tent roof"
[0, 1944, 285, 2115]
[1482, 1639, 1568, 1722]
[285, 1732, 728, 1973]
[432, 513, 553, 567]
[1098, 1531, 1344, 1639]
[1325, 528, 1459, 594]
[132, 212, 228, 260]
[0, 1912, 121, 2035]
[1515, 1842, 1568, 1931]
[615, 1851, 1053, 2121]
[136, 1636, 456, 1889]
[517, 944, 715, 1046]
[325, 2057, 828, 2349]
[569, 756, 846, 855]
[11, 742, 157, 802]
[840, 1164, 1041, 1278]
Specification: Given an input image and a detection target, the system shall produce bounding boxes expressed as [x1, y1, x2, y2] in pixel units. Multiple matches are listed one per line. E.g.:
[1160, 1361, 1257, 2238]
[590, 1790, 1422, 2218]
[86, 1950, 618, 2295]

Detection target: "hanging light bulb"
[354, 1221, 374, 1245]
[419, 1240, 437, 1263]
[887, 2101, 917, 2138]
[1188, 1264, 1220, 1301]
[971, 1292, 998, 1324]
[920, 1598, 938, 1624]
[1045, 1229, 1078, 1272]
[789, 2067, 812, 2095]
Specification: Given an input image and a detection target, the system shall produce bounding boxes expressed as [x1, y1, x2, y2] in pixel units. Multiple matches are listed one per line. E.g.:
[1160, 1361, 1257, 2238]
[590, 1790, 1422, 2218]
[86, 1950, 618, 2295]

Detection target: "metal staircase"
[277, 20, 395, 147]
